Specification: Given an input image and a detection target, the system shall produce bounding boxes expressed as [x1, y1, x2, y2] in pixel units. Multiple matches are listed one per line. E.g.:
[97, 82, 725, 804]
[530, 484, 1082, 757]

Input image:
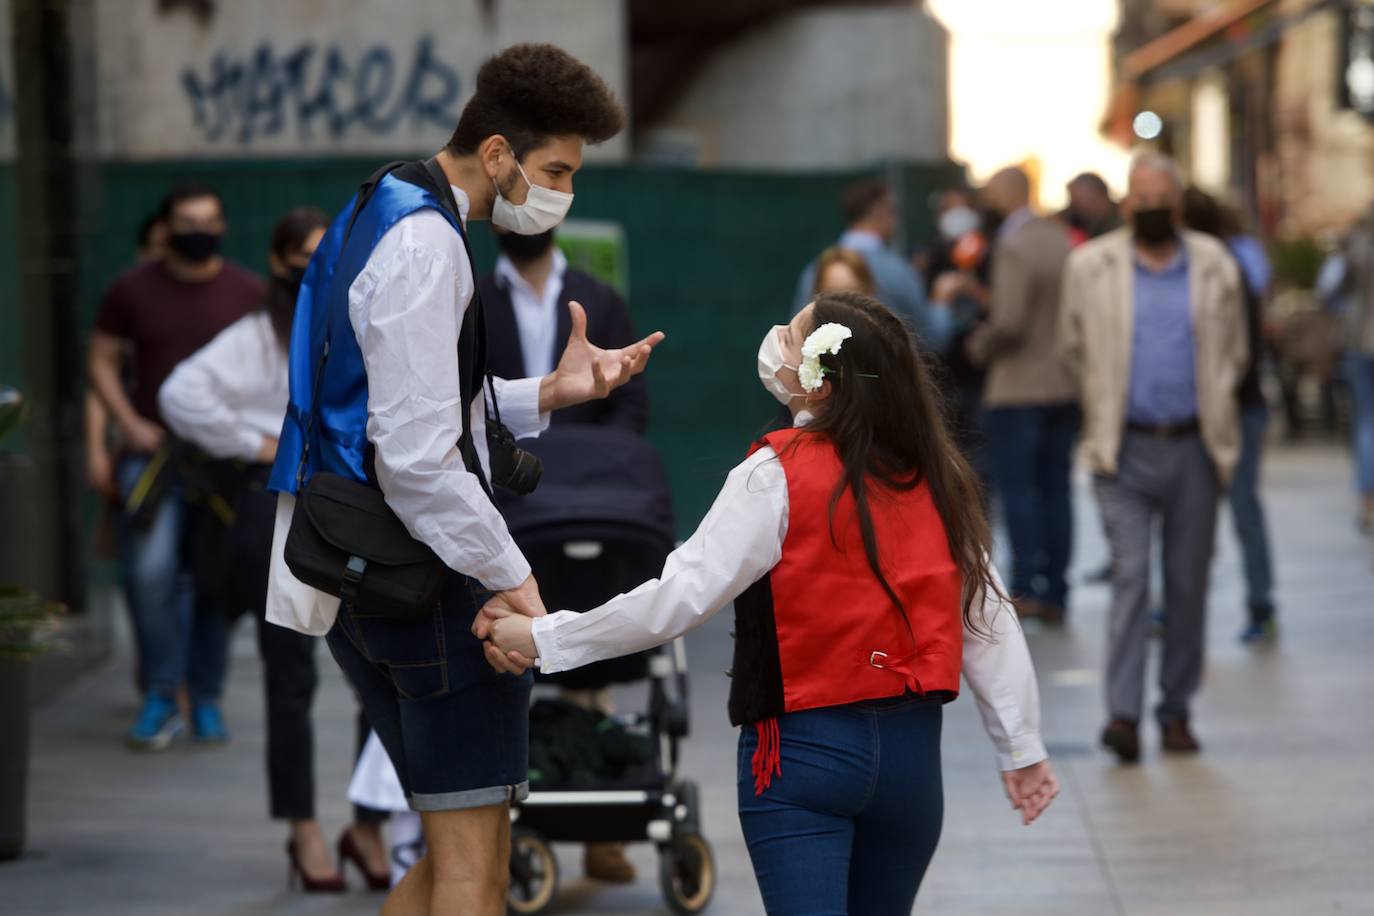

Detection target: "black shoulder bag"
[282, 159, 492, 620]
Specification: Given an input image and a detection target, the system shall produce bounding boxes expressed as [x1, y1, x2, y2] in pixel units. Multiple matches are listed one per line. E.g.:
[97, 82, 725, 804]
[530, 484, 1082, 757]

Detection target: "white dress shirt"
[494, 248, 568, 379]
[158, 311, 286, 461]
[265, 185, 550, 637]
[533, 425, 1048, 771]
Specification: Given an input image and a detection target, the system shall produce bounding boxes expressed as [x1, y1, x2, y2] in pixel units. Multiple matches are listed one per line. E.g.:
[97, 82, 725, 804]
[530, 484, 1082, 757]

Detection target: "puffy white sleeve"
[962, 566, 1049, 771]
[351, 228, 530, 592]
[532, 447, 789, 672]
[158, 315, 271, 462]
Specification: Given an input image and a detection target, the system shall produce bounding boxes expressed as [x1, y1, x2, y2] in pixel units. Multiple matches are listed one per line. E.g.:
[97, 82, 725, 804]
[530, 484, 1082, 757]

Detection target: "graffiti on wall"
[181, 36, 462, 145]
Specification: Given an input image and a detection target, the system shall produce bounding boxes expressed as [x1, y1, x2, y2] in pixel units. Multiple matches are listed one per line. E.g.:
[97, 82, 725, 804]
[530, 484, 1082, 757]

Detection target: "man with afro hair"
[266, 43, 661, 913]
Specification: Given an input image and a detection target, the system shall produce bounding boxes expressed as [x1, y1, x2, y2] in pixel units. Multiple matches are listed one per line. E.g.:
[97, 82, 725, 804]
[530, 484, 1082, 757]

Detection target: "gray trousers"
[1094, 432, 1220, 725]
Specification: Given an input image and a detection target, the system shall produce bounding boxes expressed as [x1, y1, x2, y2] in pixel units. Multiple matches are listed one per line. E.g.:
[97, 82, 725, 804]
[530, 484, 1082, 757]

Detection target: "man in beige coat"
[968, 167, 1078, 625]
[1058, 153, 1247, 763]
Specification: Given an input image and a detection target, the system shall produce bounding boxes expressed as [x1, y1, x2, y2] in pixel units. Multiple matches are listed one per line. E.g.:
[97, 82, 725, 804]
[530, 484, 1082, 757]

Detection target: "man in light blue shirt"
[793, 179, 951, 351]
[1127, 248, 1197, 426]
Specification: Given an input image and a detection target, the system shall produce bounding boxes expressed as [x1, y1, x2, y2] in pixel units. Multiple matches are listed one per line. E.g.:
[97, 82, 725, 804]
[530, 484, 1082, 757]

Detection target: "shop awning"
[1126, 0, 1344, 85]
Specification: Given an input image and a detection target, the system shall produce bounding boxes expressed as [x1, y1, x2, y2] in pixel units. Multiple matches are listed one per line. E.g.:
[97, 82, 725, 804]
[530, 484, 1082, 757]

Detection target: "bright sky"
[927, 0, 1132, 209]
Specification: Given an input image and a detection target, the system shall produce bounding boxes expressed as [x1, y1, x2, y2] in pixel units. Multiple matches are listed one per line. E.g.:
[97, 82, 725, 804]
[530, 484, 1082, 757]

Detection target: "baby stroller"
[497, 425, 716, 915]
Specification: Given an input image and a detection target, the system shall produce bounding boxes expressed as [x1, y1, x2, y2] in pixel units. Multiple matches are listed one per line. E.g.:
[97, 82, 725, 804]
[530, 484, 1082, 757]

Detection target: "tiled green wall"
[2, 157, 962, 537]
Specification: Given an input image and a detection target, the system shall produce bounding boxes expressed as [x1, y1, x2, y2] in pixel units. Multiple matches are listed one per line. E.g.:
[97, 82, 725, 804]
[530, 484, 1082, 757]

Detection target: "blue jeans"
[1227, 406, 1275, 610]
[1348, 352, 1374, 497]
[115, 455, 228, 703]
[737, 696, 944, 915]
[984, 403, 1081, 608]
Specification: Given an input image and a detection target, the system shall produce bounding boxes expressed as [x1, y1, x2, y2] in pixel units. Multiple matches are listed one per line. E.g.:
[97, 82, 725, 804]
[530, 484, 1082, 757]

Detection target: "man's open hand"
[538, 301, 664, 413]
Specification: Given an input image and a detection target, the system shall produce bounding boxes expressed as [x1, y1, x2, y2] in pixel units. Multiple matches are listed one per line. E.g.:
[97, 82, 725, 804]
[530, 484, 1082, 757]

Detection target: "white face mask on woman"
[757, 325, 801, 406]
[938, 205, 980, 241]
[491, 155, 574, 235]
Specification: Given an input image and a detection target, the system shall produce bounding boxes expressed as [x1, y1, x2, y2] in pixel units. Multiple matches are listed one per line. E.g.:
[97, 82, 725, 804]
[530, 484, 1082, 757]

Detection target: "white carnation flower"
[801, 323, 852, 360]
[797, 359, 825, 392]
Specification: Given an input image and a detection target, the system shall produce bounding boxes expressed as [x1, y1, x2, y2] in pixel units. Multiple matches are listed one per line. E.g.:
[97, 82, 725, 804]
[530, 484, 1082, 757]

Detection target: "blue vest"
[268, 170, 481, 495]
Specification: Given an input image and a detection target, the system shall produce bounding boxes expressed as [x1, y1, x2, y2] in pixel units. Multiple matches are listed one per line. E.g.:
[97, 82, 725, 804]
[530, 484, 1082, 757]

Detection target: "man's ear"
[479, 135, 509, 180]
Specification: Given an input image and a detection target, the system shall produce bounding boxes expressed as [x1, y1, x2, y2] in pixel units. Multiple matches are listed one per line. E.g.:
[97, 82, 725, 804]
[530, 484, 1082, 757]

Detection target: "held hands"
[1000, 759, 1060, 826]
[538, 301, 665, 414]
[472, 574, 544, 675]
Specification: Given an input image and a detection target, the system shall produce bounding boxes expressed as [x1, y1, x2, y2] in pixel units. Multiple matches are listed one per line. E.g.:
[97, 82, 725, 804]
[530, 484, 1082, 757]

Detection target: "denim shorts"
[326, 575, 532, 812]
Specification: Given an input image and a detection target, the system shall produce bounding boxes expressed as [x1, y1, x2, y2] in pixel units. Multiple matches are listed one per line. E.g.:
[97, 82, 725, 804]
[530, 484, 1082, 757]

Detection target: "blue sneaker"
[126, 694, 182, 751]
[1239, 617, 1278, 646]
[191, 702, 230, 745]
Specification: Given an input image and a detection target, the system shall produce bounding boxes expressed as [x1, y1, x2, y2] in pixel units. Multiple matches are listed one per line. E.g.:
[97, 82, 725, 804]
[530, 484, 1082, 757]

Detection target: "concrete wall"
[638, 4, 948, 169]
[1275, 7, 1374, 237]
[2, 0, 628, 162]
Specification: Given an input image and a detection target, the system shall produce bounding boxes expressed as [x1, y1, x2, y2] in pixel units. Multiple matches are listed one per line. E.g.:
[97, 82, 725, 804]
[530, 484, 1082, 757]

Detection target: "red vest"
[730, 428, 964, 792]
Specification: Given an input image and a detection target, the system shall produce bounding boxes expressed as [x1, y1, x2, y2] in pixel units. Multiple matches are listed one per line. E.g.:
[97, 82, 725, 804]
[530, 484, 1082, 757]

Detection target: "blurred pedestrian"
[926, 187, 995, 496]
[811, 246, 877, 296]
[793, 179, 952, 351]
[1328, 204, 1374, 533]
[478, 224, 649, 884]
[86, 211, 169, 503]
[159, 208, 392, 893]
[87, 184, 264, 750]
[1064, 171, 1122, 245]
[1182, 187, 1279, 644]
[1059, 153, 1248, 763]
[479, 291, 1058, 914]
[968, 166, 1078, 624]
[481, 226, 649, 432]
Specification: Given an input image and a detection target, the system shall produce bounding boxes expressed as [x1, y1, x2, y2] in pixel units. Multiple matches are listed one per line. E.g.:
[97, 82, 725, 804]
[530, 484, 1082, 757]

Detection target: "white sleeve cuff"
[467, 538, 532, 593]
[996, 733, 1049, 772]
[530, 610, 583, 674]
[493, 376, 549, 441]
[237, 429, 266, 463]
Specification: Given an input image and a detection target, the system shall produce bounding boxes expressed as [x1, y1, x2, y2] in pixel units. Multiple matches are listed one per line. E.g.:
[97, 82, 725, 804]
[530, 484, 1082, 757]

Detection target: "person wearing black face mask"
[477, 223, 652, 885]
[1058, 152, 1248, 766]
[480, 226, 648, 433]
[88, 184, 266, 754]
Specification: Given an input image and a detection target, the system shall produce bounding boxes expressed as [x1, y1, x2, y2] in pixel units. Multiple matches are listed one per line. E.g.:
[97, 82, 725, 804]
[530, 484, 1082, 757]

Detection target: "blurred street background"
[2, 0, 1373, 914]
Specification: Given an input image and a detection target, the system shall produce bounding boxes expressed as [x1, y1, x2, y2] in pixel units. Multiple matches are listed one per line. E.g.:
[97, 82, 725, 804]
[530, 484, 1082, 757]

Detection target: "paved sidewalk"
[5, 445, 1374, 915]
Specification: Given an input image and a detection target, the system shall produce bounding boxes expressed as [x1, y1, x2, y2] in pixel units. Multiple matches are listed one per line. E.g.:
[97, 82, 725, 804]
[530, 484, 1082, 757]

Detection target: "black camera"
[487, 421, 543, 496]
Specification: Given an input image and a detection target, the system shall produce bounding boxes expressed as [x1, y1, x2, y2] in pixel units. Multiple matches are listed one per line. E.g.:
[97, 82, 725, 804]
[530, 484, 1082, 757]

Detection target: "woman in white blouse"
[160, 209, 392, 893]
[479, 292, 1060, 913]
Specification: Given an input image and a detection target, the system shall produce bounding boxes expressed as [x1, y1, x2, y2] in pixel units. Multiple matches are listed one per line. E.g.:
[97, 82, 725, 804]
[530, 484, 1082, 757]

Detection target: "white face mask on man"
[491, 154, 574, 235]
[757, 325, 801, 406]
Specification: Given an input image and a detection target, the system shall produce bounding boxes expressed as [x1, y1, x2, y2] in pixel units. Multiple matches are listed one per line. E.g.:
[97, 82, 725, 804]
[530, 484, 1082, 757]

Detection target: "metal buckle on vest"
[870, 651, 888, 669]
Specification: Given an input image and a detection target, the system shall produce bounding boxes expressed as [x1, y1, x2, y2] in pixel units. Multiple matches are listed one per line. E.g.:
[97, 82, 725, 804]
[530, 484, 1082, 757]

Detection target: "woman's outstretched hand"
[1001, 759, 1060, 826]
[473, 593, 539, 675]
[538, 301, 665, 413]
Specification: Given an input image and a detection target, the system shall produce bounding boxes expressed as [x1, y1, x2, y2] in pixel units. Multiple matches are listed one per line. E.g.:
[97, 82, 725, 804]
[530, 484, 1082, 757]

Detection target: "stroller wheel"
[659, 832, 716, 914]
[507, 827, 558, 914]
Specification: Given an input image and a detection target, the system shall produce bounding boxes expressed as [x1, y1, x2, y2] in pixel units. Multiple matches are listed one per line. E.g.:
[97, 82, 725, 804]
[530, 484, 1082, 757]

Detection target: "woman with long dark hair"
[160, 208, 392, 893]
[478, 291, 1059, 912]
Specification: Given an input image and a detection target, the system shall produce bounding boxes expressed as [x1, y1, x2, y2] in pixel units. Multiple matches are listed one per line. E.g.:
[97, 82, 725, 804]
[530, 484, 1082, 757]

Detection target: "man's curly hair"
[448, 44, 625, 158]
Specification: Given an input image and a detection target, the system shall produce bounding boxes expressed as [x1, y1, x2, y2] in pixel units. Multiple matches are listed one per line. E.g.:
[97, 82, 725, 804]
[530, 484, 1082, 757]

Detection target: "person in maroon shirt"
[88, 184, 265, 750]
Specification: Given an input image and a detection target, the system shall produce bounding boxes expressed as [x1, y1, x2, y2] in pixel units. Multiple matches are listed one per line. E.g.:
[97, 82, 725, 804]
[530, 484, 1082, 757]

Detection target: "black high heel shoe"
[286, 839, 347, 893]
[338, 828, 391, 891]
